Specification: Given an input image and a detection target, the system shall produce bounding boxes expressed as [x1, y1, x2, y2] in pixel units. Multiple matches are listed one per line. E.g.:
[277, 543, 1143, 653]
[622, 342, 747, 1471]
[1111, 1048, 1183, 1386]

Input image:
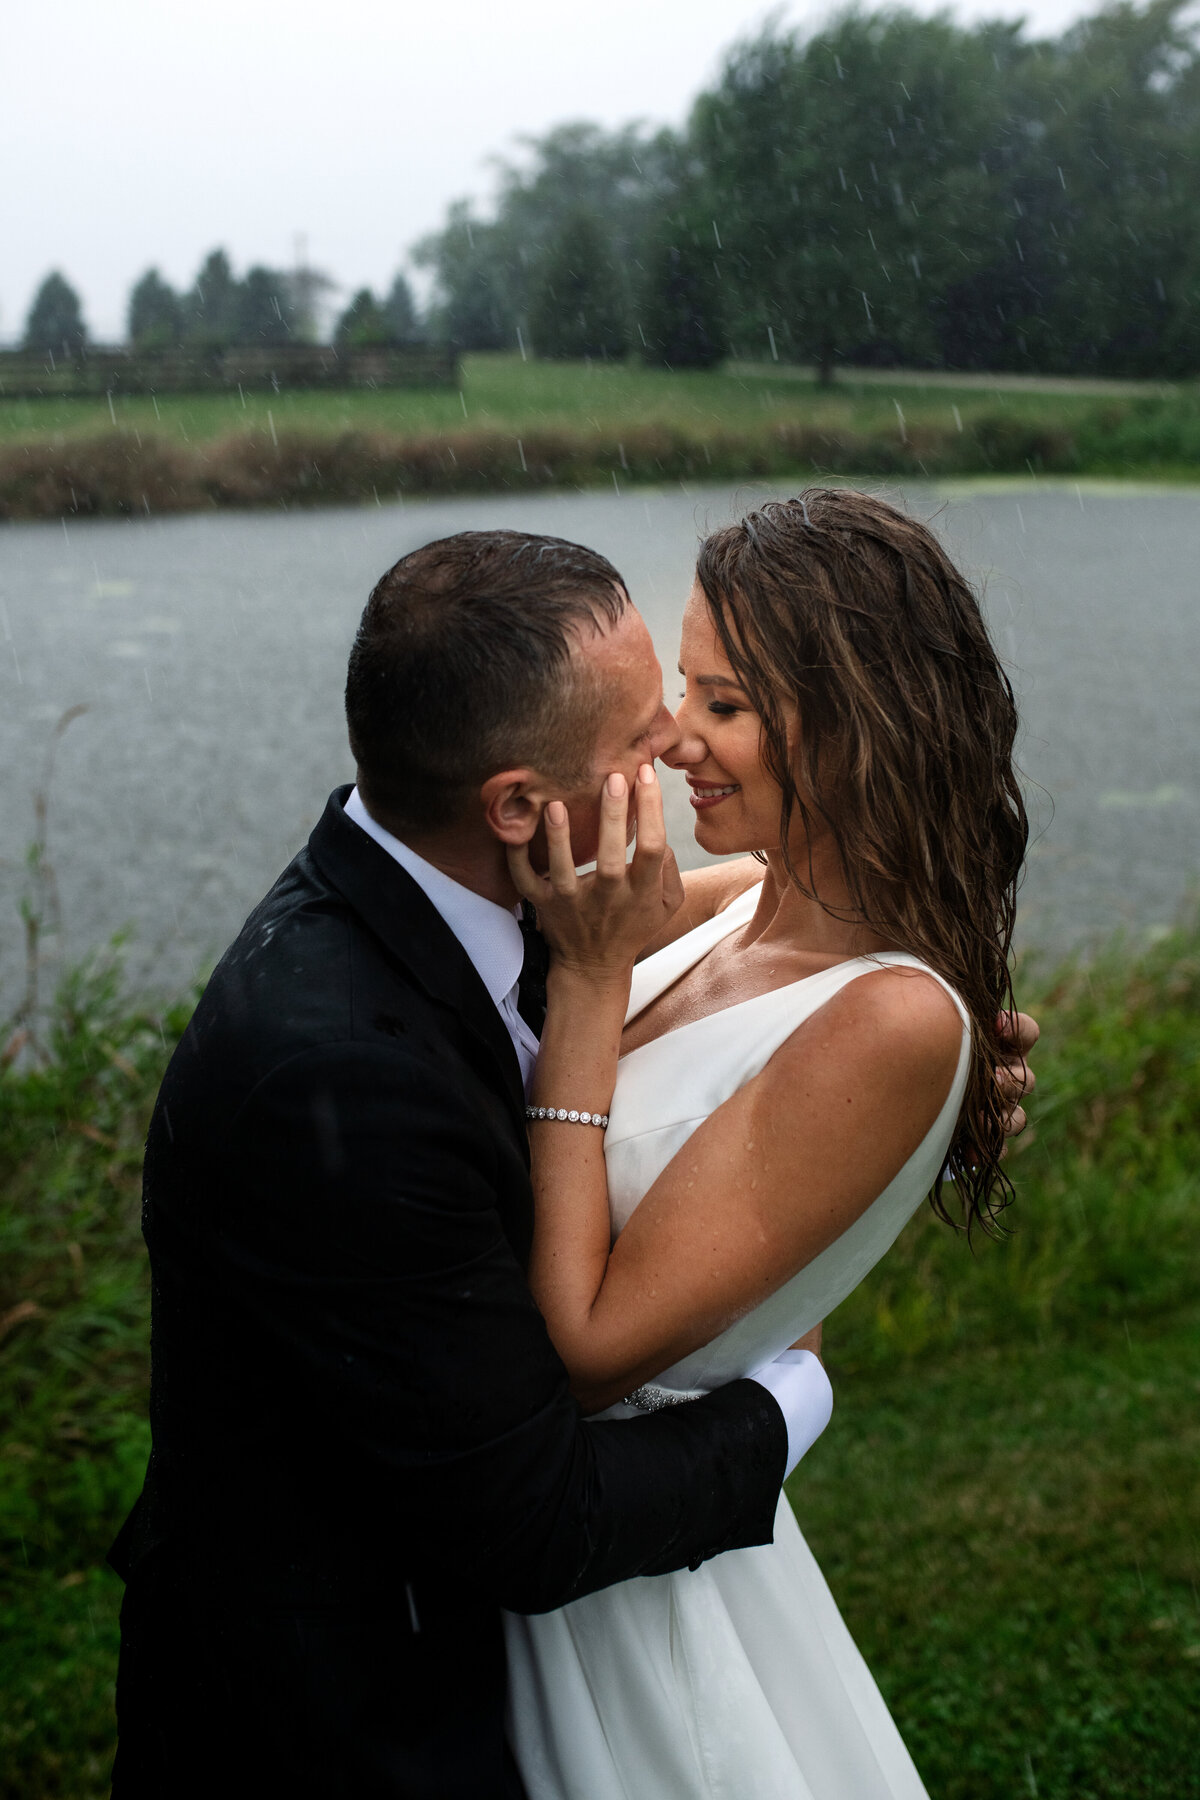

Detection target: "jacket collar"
[307, 787, 526, 1127]
[343, 786, 526, 1014]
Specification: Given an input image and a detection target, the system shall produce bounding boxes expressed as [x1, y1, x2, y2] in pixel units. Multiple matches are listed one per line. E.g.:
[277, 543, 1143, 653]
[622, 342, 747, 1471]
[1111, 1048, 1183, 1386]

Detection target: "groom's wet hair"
[346, 529, 628, 832]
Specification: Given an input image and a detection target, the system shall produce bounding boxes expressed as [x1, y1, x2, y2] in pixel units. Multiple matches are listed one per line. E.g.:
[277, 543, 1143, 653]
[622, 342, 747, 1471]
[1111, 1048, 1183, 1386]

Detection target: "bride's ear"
[480, 768, 547, 846]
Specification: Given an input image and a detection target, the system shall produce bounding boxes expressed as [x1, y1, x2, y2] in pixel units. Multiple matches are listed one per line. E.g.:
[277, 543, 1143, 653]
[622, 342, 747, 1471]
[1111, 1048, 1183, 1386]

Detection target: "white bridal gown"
[504, 883, 971, 1800]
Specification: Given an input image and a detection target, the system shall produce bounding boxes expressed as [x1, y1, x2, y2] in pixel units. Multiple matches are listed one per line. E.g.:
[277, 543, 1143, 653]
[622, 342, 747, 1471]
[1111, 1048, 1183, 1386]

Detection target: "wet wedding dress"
[505, 883, 971, 1800]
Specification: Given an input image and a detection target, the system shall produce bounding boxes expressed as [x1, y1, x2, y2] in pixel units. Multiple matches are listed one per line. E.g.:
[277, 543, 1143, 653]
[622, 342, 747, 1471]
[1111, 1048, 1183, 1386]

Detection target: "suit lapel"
[307, 788, 527, 1138]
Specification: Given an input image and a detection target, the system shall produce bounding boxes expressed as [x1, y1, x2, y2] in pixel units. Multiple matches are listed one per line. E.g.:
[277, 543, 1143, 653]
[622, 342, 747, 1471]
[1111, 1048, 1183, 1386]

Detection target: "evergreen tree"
[127, 269, 182, 350]
[383, 271, 421, 341]
[235, 266, 293, 345]
[335, 288, 394, 347]
[527, 208, 628, 359]
[24, 272, 87, 356]
[184, 249, 241, 350]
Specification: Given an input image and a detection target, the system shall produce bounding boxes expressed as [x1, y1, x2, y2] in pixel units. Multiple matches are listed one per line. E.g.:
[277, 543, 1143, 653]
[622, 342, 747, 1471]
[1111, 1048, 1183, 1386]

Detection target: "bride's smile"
[686, 780, 739, 808]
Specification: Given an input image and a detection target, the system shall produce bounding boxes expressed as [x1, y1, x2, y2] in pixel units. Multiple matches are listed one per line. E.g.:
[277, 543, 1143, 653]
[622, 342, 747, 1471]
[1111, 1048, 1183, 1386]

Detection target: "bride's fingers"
[544, 799, 579, 896]
[595, 772, 630, 885]
[629, 763, 666, 887]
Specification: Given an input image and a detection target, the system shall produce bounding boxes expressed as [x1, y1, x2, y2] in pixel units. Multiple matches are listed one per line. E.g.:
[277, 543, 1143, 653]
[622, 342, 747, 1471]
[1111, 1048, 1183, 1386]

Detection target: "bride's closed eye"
[677, 690, 741, 716]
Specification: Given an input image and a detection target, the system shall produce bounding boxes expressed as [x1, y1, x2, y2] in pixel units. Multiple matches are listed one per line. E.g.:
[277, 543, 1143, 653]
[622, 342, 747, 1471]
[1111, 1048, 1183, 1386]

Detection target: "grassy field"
[0, 353, 1137, 446]
[1, 355, 1199, 522]
[2, 920, 1199, 1796]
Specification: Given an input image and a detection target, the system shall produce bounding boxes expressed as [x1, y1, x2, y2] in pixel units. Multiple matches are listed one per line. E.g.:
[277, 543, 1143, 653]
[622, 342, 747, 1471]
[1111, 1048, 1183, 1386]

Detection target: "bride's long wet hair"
[695, 488, 1028, 1233]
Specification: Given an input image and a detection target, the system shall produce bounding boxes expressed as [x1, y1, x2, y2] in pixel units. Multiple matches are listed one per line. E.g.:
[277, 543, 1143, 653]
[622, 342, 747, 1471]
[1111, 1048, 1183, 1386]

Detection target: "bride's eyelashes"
[676, 689, 741, 717]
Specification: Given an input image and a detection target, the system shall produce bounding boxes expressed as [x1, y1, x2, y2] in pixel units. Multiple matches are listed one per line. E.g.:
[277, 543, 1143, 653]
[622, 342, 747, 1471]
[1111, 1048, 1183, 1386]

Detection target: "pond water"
[2, 478, 1198, 1009]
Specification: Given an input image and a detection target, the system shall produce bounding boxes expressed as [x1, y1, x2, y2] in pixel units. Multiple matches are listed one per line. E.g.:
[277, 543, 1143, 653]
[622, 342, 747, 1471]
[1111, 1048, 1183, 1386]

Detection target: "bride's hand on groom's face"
[507, 764, 685, 983]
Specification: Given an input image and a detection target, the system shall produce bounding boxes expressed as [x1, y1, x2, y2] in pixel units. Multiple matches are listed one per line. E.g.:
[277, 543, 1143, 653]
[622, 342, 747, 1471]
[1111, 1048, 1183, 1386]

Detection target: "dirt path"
[727, 361, 1185, 399]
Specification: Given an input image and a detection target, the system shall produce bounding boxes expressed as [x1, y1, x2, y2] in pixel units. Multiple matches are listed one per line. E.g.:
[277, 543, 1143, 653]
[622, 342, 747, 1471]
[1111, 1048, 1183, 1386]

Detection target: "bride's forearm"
[527, 965, 629, 1393]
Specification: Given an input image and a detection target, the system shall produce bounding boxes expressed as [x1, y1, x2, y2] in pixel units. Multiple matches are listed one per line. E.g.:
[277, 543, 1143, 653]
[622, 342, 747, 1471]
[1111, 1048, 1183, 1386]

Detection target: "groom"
[109, 530, 840, 1798]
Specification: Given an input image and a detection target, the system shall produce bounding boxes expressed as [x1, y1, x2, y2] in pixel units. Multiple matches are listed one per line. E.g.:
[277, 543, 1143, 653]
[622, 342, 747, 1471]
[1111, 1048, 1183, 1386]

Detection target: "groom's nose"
[648, 701, 680, 761]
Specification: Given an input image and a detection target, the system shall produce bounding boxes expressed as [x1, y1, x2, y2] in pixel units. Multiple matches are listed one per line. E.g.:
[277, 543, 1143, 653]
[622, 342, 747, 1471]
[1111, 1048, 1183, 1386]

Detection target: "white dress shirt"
[343, 786, 540, 1092]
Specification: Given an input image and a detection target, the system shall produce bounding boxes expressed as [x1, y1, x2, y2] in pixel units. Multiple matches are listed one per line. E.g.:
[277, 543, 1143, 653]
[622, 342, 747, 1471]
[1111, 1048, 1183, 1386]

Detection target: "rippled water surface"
[2, 479, 1197, 1005]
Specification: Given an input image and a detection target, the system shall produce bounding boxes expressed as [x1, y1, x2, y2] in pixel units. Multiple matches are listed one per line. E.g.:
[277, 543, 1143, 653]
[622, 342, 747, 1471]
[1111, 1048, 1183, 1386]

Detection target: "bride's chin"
[693, 817, 748, 853]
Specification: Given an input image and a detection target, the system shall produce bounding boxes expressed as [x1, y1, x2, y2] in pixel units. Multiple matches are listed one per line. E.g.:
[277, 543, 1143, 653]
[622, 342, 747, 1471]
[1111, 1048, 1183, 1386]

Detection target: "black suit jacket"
[110, 787, 787, 1799]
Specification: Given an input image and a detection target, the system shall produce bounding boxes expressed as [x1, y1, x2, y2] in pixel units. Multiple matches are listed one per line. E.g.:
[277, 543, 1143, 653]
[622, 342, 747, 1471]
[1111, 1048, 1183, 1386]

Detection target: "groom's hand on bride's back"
[996, 1008, 1039, 1144]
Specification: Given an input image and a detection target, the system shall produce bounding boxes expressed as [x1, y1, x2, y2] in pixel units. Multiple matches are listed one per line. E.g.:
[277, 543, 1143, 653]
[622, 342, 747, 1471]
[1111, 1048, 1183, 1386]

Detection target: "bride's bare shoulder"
[636, 857, 762, 960]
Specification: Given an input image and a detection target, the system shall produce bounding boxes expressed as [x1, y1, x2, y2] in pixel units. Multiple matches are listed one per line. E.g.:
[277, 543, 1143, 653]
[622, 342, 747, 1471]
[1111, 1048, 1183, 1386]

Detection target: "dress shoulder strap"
[801, 951, 972, 1035]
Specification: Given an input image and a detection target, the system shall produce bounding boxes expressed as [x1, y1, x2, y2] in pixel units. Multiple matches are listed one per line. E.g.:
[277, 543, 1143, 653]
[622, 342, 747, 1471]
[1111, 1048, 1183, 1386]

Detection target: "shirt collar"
[343, 787, 524, 1008]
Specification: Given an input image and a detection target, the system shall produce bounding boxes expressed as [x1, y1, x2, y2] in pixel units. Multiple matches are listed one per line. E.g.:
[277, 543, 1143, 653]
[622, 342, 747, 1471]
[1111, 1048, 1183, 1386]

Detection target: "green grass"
[2, 918, 1199, 1795]
[0, 958, 193, 1796]
[3, 351, 1198, 472]
[0, 353, 1122, 446]
[791, 1320, 1200, 1799]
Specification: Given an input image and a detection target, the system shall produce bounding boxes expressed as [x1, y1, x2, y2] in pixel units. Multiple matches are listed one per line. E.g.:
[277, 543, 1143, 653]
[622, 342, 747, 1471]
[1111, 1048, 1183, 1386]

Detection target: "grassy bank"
[2, 922, 1199, 1795]
[1, 354, 1198, 518]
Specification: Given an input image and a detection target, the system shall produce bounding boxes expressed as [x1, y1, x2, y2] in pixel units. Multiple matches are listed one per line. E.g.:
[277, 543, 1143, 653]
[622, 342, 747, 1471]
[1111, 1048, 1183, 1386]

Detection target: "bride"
[503, 488, 1029, 1798]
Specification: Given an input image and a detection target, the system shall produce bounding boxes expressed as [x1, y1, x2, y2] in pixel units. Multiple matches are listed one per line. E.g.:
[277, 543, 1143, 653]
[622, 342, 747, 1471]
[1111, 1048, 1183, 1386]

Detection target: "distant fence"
[0, 343, 459, 398]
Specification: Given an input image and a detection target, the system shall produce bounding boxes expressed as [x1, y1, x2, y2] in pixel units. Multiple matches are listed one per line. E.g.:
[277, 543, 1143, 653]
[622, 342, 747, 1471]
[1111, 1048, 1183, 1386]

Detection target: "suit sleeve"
[223, 1040, 787, 1613]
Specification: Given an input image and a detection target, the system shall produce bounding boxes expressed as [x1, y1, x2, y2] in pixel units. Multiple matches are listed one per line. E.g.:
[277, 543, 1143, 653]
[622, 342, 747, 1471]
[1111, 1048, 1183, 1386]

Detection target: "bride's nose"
[662, 701, 708, 771]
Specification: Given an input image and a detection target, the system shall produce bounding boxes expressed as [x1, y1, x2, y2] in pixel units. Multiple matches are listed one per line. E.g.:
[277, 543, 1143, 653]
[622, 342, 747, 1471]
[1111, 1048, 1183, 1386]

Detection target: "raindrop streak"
[459, 392, 468, 418]
[516, 327, 527, 362]
[517, 440, 527, 473]
[893, 400, 907, 443]
[267, 410, 278, 448]
[767, 326, 779, 362]
[951, 404, 963, 432]
[106, 390, 117, 426]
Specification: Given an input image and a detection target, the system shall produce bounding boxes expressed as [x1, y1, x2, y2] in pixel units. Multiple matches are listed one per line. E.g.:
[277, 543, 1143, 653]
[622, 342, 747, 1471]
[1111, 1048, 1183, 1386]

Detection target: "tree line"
[415, 0, 1200, 379]
[19, 253, 424, 361]
[19, 1, 1200, 379]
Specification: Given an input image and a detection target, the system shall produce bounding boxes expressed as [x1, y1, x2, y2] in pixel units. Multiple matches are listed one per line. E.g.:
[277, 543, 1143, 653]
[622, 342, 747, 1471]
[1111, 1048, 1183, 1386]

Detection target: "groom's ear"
[480, 768, 549, 845]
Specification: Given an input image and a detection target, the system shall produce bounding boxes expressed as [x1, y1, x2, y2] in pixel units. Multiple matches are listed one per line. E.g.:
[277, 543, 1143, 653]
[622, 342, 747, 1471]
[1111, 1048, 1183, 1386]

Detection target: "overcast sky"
[5, 0, 1100, 342]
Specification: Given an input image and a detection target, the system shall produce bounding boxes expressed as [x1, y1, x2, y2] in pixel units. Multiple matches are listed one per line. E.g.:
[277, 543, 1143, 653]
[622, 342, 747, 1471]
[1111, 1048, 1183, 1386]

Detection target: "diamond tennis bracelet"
[525, 1105, 610, 1128]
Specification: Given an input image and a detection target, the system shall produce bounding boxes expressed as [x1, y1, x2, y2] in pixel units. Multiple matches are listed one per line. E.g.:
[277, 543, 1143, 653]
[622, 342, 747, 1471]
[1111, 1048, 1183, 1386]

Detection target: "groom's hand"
[997, 1008, 1038, 1143]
